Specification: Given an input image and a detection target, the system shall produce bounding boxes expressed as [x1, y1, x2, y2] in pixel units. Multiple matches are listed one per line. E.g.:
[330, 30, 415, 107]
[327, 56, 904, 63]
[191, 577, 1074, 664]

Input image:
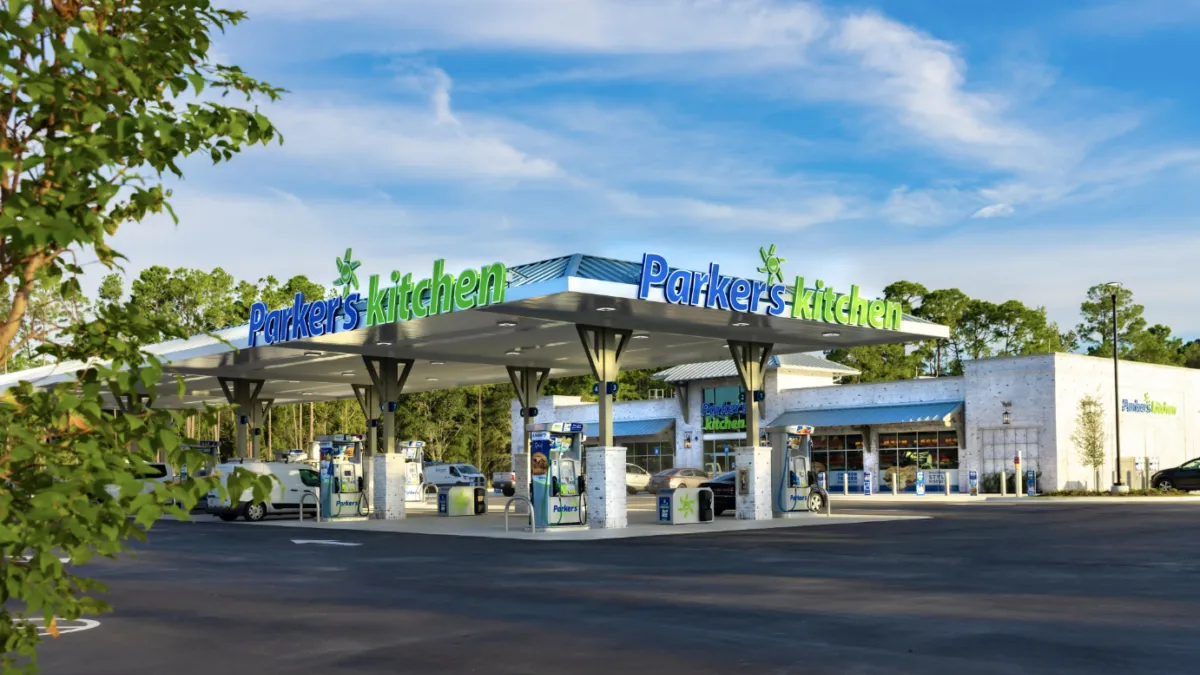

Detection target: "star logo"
[452, 490, 471, 513]
[757, 244, 786, 285]
[333, 248, 361, 298]
[678, 493, 696, 518]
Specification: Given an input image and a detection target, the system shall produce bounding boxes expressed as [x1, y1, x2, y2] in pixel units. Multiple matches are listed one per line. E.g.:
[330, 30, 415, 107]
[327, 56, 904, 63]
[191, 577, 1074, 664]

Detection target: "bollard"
[843, 473, 848, 496]
[891, 472, 898, 496]
[944, 471, 951, 496]
[1000, 470, 1007, 497]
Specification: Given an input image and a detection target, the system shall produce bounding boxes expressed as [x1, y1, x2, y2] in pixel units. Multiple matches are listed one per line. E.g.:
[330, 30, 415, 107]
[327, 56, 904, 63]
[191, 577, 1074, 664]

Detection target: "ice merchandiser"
[316, 434, 366, 519]
[398, 439, 426, 502]
[526, 422, 586, 528]
[767, 424, 827, 515]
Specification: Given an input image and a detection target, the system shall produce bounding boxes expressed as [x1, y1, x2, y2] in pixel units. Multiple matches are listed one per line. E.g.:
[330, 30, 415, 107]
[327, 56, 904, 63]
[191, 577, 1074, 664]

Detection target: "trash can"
[439, 486, 487, 516]
[657, 488, 714, 525]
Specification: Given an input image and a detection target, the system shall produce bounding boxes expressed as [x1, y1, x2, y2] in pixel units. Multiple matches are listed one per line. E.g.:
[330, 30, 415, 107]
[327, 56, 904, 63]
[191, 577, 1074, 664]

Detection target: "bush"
[1038, 488, 1193, 497]
[981, 470, 1042, 494]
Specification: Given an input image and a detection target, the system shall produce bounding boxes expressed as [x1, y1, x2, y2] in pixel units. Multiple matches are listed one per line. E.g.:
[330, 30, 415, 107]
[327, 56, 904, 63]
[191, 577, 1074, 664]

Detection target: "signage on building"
[1121, 393, 1178, 416]
[702, 387, 746, 432]
[636, 248, 904, 330]
[249, 248, 506, 347]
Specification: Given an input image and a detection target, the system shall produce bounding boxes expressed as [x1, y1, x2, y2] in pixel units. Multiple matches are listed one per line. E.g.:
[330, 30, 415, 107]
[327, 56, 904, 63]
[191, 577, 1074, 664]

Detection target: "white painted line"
[19, 618, 101, 637]
[290, 539, 362, 547]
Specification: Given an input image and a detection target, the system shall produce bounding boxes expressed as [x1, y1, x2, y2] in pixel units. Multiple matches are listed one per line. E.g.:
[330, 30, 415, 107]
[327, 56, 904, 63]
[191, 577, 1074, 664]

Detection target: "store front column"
[729, 340, 773, 520]
[352, 383, 380, 516]
[218, 378, 272, 459]
[576, 324, 633, 529]
[507, 365, 550, 511]
[363, 356, 413, 520]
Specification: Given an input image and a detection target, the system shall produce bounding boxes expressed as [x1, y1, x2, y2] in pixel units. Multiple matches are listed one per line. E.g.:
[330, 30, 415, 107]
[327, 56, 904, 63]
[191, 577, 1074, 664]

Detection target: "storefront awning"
[768, 401, 963, 429]
[583, 418, 675, 439]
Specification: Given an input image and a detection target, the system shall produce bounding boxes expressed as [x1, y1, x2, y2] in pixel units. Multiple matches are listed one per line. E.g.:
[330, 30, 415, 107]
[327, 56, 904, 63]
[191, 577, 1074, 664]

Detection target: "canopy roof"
[0, 253, 948, 408]
[768, 401, 964, 429]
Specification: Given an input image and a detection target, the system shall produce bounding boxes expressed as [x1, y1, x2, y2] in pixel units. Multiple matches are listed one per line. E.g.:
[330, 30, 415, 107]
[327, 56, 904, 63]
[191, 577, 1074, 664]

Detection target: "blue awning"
[767, 401, 963, 429]
[582, 418, 675, 438]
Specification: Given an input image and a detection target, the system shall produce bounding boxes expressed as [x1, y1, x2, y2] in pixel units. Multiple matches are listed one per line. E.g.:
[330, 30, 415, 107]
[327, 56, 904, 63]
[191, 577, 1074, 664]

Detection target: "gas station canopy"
[0, 252, 949, 407]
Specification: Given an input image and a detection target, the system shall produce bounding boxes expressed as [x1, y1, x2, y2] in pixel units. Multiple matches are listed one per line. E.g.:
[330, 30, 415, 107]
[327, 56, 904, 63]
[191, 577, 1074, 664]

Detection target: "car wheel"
[807, 492, 824, 513]
[1155, 479, 1174, 491]
[626, 485, 637, 495]
[244, 502, 267, 522]
[218, 513, 238, 522]
[502, 487, 515, 497]
[714, 508, 725, 517]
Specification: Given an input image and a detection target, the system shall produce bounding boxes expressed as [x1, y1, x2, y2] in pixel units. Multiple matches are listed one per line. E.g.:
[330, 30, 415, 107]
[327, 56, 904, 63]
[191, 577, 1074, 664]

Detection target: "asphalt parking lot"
[31, 502, 1200, 675]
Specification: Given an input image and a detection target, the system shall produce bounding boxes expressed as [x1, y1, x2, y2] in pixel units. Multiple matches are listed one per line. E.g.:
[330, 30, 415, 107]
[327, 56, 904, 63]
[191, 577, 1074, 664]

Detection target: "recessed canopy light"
[426, 377, 438, 382]
[497, 321, 517, 328]
[287, 380, 300, 384]
[822, 331, 841, 338]
[303, 351, 322, 357]
[596, 306, 616, 312]
[732, 322, 749, 327]
[542, 341, 569, 348]
[302, 392, 314, 396]
[430, 361, 445, 365]
[375, 341, 393, 347]
[505, 350, 520, 356]
[554, 357, 570, 361]
[632, 334, 650, 340]
[340, 371, 355, 376]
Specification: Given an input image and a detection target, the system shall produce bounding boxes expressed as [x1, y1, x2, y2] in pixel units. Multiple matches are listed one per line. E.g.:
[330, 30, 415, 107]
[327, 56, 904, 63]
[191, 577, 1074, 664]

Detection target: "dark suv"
[1152, 458, 1200, 491]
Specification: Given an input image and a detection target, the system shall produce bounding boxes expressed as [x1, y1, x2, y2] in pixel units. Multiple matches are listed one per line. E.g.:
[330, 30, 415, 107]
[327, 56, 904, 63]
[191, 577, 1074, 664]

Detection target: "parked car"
[493, 471, 517, 496]
[625, 464, 651, 494]
[700, 471, 736, 516]
[425, 463, 487, 489]
[206, 460, 321, 522]
[1152, 458, 1200, 491]
[647, 467, 709, 493]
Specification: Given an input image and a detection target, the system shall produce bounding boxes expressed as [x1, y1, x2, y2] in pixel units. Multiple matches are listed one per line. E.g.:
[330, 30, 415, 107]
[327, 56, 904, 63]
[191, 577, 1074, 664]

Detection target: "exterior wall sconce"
[684, 431, 694, 449]
[1001, 401, 1012, 425]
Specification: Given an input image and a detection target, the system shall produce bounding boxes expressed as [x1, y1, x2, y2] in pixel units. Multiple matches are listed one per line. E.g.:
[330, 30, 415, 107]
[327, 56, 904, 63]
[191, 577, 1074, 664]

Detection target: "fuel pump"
[316, 434, 366, 519]
[398, 440, 426, 502]
[767, 424, 827, 515]
[527, 422, 587, 528]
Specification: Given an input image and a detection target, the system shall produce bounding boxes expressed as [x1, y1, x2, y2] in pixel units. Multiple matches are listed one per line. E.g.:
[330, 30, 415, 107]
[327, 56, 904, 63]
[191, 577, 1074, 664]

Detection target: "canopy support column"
[576, 325, 632, 448]
[363, 357, 413, 519]
[353, 383, 380, 511]
[728, 341, 773, 448]
[218, 378, 268, 459]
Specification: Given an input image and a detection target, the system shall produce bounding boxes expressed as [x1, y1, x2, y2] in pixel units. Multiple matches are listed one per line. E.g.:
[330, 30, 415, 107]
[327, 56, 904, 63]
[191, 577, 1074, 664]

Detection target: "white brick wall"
[372, 454, 407, 520]
[585, 447, 627, 529]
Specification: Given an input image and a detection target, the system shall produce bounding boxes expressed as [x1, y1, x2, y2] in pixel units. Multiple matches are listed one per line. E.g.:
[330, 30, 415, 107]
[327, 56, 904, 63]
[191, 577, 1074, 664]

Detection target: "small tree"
[1072, 395, 1107, 490]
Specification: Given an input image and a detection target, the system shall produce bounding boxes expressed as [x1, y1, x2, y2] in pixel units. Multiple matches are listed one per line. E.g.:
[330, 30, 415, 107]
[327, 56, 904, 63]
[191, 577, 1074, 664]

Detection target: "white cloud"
[264, 67, 561, 182]
[971, 203, 1014, 219]
[880, 187, 974, 227]
[245, 0, 828, 55]
[603, 189, 854, 229]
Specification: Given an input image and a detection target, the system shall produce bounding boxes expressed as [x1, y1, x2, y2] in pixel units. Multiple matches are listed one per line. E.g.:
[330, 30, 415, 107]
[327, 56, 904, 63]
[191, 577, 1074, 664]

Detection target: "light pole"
[1107, 282, 1127, 493]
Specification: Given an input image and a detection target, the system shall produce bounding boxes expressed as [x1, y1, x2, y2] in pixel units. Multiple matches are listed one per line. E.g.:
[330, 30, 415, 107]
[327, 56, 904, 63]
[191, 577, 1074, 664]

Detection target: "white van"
[206, 460, 321, 522]
[424, 463, 486, 489]
[105, 462, 175, 501]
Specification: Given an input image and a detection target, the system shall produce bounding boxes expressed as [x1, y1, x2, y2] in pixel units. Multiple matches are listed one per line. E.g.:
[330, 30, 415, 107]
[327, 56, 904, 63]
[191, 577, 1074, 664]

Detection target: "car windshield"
[457, 465, 480, 474]
[714, 471, 736, 482]
[656, 468, 682, 477]
[627, 465, 646, 474]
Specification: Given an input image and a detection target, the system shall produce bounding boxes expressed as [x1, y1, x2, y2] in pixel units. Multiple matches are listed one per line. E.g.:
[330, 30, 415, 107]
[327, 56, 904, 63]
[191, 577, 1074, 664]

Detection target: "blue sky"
[108, 0, 1200, 338]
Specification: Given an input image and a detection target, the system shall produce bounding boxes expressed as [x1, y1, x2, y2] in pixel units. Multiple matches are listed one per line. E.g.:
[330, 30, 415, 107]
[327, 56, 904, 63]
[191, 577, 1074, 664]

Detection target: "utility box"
[437, 486, 487, 517]
[657, 487, 714, 525]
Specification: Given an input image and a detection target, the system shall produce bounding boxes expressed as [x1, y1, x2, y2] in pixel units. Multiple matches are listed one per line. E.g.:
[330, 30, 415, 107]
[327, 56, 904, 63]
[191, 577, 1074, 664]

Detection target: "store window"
[809, 433, 864, 475]
[625, 440, 676, 475]
[877, 429, 960, 476]
[703, 439, 739, 474]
